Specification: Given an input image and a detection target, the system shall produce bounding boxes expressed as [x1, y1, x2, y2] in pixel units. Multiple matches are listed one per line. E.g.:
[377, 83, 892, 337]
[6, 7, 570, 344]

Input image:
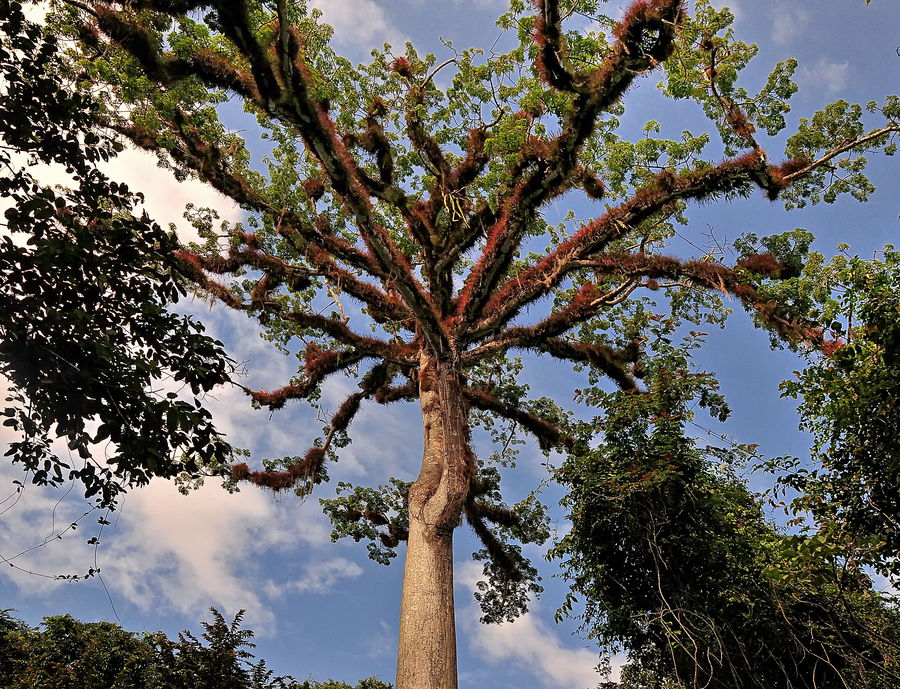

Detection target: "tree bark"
[395, 352, 475, 689]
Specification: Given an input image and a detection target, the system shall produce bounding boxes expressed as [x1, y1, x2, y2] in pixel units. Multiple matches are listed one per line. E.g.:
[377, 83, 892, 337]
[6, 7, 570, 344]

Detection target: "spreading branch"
[232, 364, 390, 492]
[464, 386, 575, 451]
[453, 0, 685, 333]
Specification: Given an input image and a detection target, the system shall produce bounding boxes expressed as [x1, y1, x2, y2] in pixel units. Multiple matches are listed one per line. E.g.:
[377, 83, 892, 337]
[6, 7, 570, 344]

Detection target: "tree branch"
[453, 0, 685, 334]
[86, 0, 450, 356]
[782, 126, 900, 183]
[475, 150, 786, 334]
[233, 364, 390, 492]
[534, 0, 579, 92]
[463, 386, 575, 451]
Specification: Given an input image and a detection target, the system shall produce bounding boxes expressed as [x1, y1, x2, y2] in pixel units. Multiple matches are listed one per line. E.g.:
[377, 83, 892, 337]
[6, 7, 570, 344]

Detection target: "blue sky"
[2, 1, 900, 687]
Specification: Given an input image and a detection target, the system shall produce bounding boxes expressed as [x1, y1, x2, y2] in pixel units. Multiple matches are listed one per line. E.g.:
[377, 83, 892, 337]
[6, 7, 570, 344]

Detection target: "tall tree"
[38, 0, 900, 686]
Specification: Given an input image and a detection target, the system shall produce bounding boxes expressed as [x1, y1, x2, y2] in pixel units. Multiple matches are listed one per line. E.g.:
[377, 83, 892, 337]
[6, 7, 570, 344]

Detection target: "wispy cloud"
[270, 556, 364, 596]
[799, 58, 850, 96]
[365, 619, 395, 659]
[771, 7, 810, 47]
[308, 0, 408, 52]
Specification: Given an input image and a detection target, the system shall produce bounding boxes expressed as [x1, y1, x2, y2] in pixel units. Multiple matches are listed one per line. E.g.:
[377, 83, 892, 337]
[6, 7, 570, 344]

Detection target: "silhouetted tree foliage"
[0, 608, 391, 689]
[776, 249, 900, 577]
[0, 0, 234, 508]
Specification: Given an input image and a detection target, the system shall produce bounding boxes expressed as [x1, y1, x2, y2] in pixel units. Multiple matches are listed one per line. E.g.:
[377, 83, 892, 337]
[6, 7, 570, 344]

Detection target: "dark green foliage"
[778, 248, 900, 577]
[553, 339, 900, 688]
[320, 479, 412, 565]
[0, 608, 390, 689]
[0, 0, 233, 507]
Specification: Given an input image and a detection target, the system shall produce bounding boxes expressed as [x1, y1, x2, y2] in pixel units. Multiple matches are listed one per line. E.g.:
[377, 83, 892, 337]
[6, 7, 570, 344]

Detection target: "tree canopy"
[3, 0, 900, 687]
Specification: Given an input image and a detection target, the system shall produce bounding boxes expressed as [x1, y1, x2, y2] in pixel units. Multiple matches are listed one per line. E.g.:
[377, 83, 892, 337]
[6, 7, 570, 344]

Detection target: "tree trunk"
[395, 352, 475, 689]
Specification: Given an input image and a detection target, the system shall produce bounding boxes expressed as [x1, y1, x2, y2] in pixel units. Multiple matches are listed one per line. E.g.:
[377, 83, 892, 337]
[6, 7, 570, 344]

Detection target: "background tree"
[775, 248, 900, 577]
[0, 608, 390, 689]
[553, 332, 900, 688]
[21, 0, 900, 686]
[0, 0, 233, 510]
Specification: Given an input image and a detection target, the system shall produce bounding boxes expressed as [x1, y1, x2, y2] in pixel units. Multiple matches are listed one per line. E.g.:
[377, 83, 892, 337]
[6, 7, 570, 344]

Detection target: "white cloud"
[771, 7, 810, 46]
[0, 465, 334, 633]
[101, 479, 307, 631]
[799, 58, 850, 96]
[274, 556, 364, 595]
[457, 562, 620, 689]
[22, 1, 50, 23]
[1, 146, 241, 246]
[102, 150, 243, 244]
[309, 0, 407, 52]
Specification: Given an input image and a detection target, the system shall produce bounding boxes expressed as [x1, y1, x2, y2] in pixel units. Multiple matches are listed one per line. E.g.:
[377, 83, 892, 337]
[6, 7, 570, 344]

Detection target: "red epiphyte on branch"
[379, 529, 407, 548]
[237, 445, 328, 492]
[304, 346, 345, 380]
[456, 182, 526, 318]
[172, 249, 204, 276]
[390, 57, 413, 78]
[570, 282, 602, 309]
[448, 128, 489, 188]
[239, 232, 260, 250]
[533, 0, 577, 91]
[231, 463, 251, 480]
[117, 122, 157, 149]
[523, 136, 554, 161]
[75, 21, 102, 51]
[330, 393, 363, 432]
[614, 0, 684, 42]
[364, 509, 389, 526]
[581, 170, 606, 199]
[656, 168, 676, 191]
[250, 385, 301, 409]
[304, 446, 327, 469]
[312, 214, 332, 236]
[821, 338, 846, 356]
[716, 149, 766, 177]
[368, 96, 388, 118]
[777, 156, 813, 178]
[724, 107, 756, 140]
[93, 6, 164, 77]
[250, 275, 270, 305]
[766, 155, 815, 196]
[302, 178, 326, 201]
[188, 48, 260, 99]
[737, 253, 790, 279]
[730, 282, 756, 301]
[374, 380, 418, 404]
